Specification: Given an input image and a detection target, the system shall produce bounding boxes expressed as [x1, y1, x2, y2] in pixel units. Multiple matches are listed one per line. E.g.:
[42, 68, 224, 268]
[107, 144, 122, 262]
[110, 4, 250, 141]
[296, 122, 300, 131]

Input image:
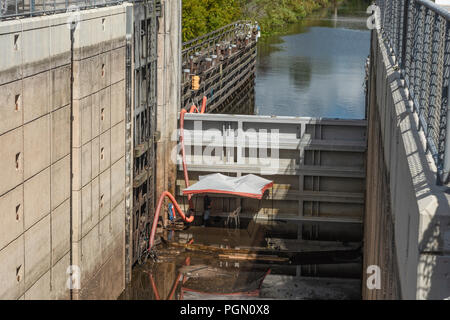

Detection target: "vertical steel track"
[132, 0, 159, 264]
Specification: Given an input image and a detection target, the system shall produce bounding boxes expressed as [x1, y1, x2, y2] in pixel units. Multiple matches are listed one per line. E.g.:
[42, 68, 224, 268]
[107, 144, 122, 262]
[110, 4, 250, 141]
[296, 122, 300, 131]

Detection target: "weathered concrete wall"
[0, 12, 72, 300]
[0, 4, 130, 300]
[71, 5, 129, 300]
[363, 30, 450, 300]
[156, 0, 181, 226]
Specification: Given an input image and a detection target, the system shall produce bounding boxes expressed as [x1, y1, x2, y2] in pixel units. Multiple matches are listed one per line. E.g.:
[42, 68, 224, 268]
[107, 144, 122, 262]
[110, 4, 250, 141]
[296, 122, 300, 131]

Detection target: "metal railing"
[180, 20, 259, 112]
[376, 0, 450, 185]
[0, 0, 161, 20]
[182, 20, 257, 62]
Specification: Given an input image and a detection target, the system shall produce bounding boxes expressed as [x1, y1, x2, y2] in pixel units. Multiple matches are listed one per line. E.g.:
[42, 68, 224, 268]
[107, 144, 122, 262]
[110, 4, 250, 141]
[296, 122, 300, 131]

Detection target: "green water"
[256, 1, 371, 119]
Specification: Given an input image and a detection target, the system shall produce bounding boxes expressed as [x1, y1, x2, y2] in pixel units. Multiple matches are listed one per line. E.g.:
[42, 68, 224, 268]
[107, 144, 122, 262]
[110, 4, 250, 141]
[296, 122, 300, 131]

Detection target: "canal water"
[120, 2, 370, 300]
[120, 222, 361, 300]
[256, 2, 371, 119]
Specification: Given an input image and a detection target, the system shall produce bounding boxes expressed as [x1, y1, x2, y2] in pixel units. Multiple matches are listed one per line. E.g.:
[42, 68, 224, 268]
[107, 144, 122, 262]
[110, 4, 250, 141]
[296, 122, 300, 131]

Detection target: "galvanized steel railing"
[182, 20, 257, 62]
[376, 0, 450, 185]
[0, 0, 161, 20]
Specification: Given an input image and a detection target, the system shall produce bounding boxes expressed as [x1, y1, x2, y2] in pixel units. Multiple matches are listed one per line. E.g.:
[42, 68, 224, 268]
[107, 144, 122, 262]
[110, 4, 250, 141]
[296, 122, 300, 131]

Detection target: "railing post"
[0, 0, 5, 17]
[443, 87, 450, 184]
[31, 0, 35, 16]
[401, 0, 410, 68]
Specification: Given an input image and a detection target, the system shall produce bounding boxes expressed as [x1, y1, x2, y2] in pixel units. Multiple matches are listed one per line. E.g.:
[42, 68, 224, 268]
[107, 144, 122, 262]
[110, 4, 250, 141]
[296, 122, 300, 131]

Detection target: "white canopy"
[182, 173, 273, 199]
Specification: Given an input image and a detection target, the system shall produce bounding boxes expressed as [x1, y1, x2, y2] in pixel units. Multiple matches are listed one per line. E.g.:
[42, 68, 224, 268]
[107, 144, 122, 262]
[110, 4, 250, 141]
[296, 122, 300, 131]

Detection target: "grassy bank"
[241, 0, 330, 37]
[182, 0, 331, 42]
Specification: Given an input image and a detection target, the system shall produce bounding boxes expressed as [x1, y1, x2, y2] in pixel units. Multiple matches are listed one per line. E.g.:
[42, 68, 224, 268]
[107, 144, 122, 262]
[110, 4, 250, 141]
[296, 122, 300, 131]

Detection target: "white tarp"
[182, 173, 273, 199]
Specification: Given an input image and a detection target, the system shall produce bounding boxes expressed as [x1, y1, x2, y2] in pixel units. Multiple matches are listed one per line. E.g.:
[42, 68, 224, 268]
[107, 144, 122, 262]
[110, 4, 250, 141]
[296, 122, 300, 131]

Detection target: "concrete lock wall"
[0, 0, 182, 299]
[71, 5, 130, 300]
[363, 30, 450, 300]
[0, 11, 73, 300]
[176, 113, 367, 242]
[0, 4, 131, 300]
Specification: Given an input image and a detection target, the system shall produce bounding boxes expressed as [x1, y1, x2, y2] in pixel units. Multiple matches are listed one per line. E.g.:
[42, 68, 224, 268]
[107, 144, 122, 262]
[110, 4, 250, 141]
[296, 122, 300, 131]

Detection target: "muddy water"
[119, 225, 269, 300]
[119, 223, 362, 300]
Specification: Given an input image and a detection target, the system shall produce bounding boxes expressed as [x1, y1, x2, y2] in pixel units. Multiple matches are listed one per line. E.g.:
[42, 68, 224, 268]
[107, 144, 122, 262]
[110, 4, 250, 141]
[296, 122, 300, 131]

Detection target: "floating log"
[179, 265, 233, 278]
[165, 238, 360, 255]
[218, 253, 289, 262]
[164, 240, 254, 255]
[265, 238, 361, 253]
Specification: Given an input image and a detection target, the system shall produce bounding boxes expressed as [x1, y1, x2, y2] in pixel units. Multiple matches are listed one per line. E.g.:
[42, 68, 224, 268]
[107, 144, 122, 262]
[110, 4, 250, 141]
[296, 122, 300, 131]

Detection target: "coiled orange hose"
[148, 97, 207, 249]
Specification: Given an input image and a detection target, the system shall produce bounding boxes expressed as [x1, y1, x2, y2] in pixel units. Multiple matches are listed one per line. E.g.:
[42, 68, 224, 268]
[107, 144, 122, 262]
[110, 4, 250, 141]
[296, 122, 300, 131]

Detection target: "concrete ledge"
[376, 31, 450, 251]
[370, 29, 450, 299]
[183, 113, 368, 126]
[193, 211, 363, 224]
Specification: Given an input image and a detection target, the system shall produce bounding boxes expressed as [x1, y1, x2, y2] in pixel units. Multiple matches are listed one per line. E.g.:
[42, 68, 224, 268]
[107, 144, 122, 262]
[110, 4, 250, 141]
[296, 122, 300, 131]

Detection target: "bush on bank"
[182, 0, 241, 42]
[182, 0, 331, 42]
[242, 0, 330, 36]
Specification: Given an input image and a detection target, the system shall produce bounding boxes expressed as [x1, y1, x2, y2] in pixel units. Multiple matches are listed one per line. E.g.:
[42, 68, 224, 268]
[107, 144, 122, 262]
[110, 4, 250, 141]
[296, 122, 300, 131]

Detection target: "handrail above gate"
[375, 0, 450, 185]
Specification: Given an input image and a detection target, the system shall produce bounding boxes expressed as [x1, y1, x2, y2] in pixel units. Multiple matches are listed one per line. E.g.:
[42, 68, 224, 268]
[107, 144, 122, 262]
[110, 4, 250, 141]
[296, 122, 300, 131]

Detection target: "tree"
[182, 0, 241, 42]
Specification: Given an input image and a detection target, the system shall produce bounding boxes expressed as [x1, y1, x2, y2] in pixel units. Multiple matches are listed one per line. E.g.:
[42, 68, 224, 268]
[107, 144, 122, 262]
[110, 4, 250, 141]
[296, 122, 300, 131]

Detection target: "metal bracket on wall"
[156, 0, 163, 17]
[153, 131, 161, 142]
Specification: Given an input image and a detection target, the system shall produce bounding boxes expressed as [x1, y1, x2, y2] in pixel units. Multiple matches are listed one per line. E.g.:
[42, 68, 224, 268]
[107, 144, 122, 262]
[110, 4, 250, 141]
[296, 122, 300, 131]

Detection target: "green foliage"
[182, 0, 331, 41]
[182, 0, 241, 42]
[242, 0, 330, 36]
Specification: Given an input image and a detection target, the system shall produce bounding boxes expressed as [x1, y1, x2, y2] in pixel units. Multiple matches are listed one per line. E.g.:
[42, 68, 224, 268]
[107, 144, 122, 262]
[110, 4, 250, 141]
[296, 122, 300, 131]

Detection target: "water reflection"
[256, 4, 370, 119]
[119, 223, 362, 300]
[119, 225, 271, 300]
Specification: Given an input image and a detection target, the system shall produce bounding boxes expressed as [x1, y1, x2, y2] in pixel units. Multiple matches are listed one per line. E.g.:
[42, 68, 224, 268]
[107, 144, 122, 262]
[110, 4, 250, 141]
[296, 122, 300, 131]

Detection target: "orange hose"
[148, 98, 207, 249]
[149, 274, 160, 300]
[189, 104, 198, 113]
[146, 98, 209, 300]
[200, 96, 207, 113]
[168, 256, 191, 300]
[149, 191, 193, 248]
[150, 255, 192, 301]
[148, 109, 194, 249]
[179, 99, 206, 202]
[168, 274, 183, 300]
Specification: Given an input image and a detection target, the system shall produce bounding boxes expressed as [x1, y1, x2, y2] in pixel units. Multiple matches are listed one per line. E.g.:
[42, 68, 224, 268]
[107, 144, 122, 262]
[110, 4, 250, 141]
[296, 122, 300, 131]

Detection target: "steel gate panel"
[132, 0, 158, 265]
